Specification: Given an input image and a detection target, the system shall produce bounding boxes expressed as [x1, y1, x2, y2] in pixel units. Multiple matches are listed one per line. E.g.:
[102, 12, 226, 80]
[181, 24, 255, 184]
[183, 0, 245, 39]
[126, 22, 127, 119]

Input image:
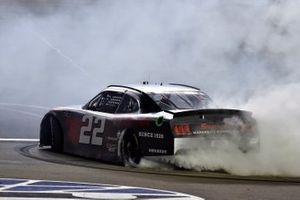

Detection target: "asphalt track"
[1, 141, 300, 200]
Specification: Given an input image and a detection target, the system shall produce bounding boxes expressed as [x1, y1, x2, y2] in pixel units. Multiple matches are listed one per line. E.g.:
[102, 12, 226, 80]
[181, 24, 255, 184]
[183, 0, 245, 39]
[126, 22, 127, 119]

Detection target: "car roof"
[107, 83, 201, 94]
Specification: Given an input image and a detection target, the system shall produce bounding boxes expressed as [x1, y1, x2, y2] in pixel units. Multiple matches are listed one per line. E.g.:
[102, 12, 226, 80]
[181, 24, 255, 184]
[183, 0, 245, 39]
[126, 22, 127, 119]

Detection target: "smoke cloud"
[1, 0, 300, 176]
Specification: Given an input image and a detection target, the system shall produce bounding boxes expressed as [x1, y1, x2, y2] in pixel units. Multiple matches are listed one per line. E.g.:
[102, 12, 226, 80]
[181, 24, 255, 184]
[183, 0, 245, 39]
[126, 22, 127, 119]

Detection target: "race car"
[39, 83, 259, 167]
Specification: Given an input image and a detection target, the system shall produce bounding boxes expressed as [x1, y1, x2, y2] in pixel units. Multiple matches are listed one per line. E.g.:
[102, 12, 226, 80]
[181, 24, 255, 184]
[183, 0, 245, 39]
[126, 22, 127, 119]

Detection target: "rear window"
[148, 91, 212, 110]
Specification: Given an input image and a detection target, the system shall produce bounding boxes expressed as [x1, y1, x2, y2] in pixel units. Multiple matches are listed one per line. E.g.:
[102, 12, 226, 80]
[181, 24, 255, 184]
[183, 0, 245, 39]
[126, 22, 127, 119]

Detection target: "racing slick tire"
[50, 116, 63, 153]
[121, 131, 142, 167]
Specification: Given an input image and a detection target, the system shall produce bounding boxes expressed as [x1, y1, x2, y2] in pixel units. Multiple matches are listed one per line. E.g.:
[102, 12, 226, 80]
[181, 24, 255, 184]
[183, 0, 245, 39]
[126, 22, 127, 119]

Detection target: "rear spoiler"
[165, 108, 252, 118]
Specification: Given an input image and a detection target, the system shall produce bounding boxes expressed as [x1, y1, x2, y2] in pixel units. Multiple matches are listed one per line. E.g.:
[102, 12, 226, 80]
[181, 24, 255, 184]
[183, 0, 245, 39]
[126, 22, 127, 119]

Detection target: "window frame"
[85, 91, 124, 113]
[115, 93, 140, 114]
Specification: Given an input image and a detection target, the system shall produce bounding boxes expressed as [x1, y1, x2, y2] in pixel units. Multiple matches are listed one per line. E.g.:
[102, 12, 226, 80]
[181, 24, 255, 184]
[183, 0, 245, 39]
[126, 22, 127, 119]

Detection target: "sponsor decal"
[155, 116, 164, 127]
[106, 143, 117, 152]
[0, 178, 204, 200]
[107, 136, 118, 141]
[200, 123, 223, 129]
[149, 148, 167, 154]
[139, 132, 164, 139]
[193, 122, 238, 135]
[193, 129, 238, 135]
[106, 136, 118, 152]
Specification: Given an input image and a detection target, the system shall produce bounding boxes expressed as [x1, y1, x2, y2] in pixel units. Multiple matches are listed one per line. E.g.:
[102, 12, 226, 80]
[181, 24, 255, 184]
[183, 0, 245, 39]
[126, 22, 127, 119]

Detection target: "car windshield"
[147, 91, 213, 110]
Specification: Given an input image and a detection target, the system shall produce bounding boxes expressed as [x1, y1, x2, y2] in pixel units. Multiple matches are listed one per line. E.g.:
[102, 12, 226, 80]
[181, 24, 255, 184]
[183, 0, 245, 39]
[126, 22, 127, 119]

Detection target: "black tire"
[121, 131, 142, 167]
[50, 116, 63, 153]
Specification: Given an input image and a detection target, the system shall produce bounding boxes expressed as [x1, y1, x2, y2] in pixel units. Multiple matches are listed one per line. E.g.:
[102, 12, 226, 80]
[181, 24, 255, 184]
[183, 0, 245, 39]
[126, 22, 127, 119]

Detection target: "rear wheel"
[121, 131, 142, 167]
[50, 116, 63, 152]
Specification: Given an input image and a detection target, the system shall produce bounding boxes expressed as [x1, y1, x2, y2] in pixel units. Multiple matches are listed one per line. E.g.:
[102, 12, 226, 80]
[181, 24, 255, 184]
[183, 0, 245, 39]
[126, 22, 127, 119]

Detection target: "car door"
[63, 91, 125, 161]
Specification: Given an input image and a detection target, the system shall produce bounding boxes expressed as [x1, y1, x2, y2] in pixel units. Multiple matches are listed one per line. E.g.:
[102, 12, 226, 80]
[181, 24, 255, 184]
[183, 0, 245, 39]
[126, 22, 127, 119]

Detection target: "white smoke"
[163, 1, 300, 176]
[170, 83, 300, 176]
[1, 0, 300, 176]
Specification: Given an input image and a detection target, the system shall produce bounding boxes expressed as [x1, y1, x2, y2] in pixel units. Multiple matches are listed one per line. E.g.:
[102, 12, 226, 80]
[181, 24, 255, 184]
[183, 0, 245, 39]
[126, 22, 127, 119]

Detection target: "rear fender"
[137, 123, 174, 156]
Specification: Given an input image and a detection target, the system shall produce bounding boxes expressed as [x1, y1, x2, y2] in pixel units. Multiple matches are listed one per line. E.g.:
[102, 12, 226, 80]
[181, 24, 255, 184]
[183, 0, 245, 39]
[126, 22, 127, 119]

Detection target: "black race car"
[40, 83, 259, 167]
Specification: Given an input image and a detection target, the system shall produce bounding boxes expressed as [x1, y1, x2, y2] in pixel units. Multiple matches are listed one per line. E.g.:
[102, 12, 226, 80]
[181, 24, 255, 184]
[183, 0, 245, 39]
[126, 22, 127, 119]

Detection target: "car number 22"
[79, 115, 106, 146]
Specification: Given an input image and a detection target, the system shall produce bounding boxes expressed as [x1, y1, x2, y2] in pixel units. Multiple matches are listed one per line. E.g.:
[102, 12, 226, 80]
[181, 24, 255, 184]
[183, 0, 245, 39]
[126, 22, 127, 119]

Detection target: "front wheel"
[121, 132, 142, 167]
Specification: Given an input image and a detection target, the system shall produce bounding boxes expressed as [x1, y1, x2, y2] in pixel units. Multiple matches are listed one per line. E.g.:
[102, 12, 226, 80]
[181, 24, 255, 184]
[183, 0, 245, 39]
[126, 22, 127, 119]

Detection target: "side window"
[88, 91, 124, 113]
[116, 94, 139, 114]
[87, 93, 104, 111]
[98, 92, 124, 113]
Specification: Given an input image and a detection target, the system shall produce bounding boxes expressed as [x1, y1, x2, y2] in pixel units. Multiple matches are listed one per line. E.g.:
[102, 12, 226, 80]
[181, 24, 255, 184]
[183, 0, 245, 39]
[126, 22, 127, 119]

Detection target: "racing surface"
[19, 143, 300, 183]
[1, 140, 300, 200]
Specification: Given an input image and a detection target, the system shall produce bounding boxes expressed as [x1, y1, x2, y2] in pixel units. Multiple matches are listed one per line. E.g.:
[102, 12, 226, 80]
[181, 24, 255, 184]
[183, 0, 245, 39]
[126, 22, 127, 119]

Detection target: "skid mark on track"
[17, 143, 300, 183]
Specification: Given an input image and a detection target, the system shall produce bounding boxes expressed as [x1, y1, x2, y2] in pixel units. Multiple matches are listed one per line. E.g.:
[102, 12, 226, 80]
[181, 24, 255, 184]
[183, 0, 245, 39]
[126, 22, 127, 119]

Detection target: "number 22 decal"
[79, 115, 106, 146]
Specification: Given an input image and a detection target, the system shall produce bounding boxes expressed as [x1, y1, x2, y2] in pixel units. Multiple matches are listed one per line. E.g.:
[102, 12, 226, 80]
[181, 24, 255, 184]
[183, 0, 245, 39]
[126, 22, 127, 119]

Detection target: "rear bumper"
[174, 135, 259, 154]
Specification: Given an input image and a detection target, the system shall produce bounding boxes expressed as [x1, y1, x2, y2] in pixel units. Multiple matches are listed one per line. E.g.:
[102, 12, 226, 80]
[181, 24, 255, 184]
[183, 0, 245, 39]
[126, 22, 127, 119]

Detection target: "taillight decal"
[173, 124, 192, 136]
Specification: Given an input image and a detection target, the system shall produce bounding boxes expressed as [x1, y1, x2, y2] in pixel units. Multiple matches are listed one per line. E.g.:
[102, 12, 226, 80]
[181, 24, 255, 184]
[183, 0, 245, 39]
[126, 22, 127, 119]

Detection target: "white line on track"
[0, 180, 38, 192]
[0, 138, 39, 142]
